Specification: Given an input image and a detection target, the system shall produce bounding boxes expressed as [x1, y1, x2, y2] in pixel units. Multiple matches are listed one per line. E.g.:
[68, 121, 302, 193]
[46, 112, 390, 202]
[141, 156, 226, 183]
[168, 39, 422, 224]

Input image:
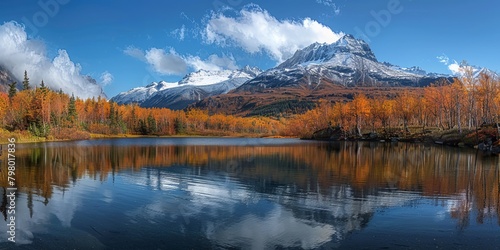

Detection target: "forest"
[1, 69, 499, 144]
[0, 71, 284, 141]
[287, 69, 500, 143]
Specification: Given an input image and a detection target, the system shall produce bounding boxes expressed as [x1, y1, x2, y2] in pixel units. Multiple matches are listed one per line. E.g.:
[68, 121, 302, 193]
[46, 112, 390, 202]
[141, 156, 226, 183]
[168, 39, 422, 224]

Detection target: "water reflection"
[0, 138, 499, 249]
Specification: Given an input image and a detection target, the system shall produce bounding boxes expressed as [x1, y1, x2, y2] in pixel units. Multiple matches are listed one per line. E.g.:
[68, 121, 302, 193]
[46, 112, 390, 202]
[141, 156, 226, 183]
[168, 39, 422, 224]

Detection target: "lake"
[1, 138, 499, 249]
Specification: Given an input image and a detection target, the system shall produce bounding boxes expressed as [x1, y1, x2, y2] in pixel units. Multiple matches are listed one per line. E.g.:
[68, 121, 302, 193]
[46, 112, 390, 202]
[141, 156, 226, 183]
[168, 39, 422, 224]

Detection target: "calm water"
[0, 138, 499, 249]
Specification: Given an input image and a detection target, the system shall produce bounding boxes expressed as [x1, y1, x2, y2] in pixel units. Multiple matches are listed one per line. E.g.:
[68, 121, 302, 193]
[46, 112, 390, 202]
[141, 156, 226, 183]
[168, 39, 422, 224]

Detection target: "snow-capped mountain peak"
[178, 69, 232, 86]
[178, 67, 262, 86]
[277, 34, 376, 69]
[111, 67, 262, 109]
[236, 34, 454, 91]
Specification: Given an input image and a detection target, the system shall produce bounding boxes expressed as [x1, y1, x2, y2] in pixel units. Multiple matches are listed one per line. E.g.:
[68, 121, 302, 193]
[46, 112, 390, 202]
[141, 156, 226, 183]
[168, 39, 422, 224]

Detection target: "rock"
[312, 126, 343, 140]
[491, 146, 500, 154]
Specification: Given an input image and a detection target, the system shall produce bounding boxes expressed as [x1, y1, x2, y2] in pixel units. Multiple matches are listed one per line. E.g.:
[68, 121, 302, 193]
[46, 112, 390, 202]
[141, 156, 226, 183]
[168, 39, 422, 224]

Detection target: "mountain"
[111, 66, 262, 109]
[473, 67, 499, 78]
[236, 34, 450, 92]
[194, 34, 453, 116]
[0, 66, 18, 93]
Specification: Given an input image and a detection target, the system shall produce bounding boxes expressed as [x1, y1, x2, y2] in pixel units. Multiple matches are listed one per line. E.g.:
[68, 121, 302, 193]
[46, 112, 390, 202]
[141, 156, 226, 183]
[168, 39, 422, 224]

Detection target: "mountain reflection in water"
[0, 138, 499, 249]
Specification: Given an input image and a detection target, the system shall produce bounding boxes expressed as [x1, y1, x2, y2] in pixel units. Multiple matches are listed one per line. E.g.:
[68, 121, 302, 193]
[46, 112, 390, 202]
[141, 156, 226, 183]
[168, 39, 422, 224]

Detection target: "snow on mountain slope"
[111, 66, 261, 109]
[141, 76, 252, 109]
[236, 34, 452, 92]
[110, 81, 177, 104]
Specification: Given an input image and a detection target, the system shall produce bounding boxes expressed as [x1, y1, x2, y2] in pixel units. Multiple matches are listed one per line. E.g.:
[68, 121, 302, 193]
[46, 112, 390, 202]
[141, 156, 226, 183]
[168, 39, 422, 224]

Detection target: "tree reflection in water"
[1, 139, 499, 230]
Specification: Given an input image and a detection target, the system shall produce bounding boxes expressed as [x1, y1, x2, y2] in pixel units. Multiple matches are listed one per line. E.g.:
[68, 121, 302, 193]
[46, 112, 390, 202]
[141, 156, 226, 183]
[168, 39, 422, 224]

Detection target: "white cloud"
[448, 62, 462, 75]
[100, 71, 113, 86]
[171, 25, 186, 41]
[436, 54, 449, 65]
[204, 6, 344, 62]
[0, 21, 105, 99]
[144, 48, 188, 75]
[316, 0, 341, 15]
[124, 46, 146, 61]
[186, 54, 238, 71]
[125, 47, 238, 75]
[436, 54, 467, 75]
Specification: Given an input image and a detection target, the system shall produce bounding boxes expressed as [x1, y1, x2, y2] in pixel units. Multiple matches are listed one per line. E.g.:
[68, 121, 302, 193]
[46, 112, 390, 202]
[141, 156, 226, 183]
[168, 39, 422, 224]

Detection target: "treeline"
[286, 69, 500, 139]
[2, 69, 500, 141]
[0, 71, 283, 140]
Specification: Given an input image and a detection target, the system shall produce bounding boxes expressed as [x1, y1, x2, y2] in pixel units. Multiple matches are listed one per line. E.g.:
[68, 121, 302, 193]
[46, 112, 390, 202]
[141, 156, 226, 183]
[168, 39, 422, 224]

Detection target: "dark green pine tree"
[8, 81, 17, 101]
[67, 94, 77, 125]
[40, 80, 47, 91]
[22, 70, 30, 90]
[147, 113, 157, 134]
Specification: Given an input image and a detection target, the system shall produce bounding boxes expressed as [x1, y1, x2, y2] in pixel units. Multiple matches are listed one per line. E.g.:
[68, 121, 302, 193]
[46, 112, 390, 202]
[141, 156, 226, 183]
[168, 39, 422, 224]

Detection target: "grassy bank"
[0, 128, 284, 144]
[309, 125, 500, 154]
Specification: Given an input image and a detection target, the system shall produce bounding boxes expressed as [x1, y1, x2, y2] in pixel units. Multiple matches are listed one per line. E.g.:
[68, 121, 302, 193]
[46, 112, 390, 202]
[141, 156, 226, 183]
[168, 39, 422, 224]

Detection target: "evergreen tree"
[147, 113, 157, 134]
[40, 80, 48, 92]
[8, 81, 17, 101]
[22, 70, 30, 90]
[67, 94, 77, 125]
[108, 101, 121, 134]
[137, 119, 148, 135]
[174, 117, 186, 134]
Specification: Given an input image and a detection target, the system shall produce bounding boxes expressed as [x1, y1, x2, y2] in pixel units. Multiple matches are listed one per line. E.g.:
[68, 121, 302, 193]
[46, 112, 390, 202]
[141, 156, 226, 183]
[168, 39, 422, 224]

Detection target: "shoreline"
[3, 127, 499, 155]
[303, 126, 500, 155]
[0, 131, 292, 145]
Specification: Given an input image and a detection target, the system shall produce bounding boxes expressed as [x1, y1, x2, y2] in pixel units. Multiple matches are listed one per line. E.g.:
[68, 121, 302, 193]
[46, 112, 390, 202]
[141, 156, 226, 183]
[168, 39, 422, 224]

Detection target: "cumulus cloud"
[124, 46, 237, 75]
[0, 21, 104, 99]
[203, 6, 344, 62]
[100, 71, 113, 86]
[144, 48, 188, 75]
[316, 0, 341, 15]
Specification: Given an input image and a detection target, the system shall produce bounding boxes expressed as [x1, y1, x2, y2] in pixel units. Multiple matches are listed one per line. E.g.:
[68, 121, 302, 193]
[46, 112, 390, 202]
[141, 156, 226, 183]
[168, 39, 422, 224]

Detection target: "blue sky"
[0, 0, 499, 98]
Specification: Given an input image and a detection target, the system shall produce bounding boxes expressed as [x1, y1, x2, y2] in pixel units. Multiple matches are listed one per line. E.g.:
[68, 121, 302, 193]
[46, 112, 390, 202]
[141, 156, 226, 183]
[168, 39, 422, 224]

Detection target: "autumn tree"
[394, 90, 416, 133]
[27, 85, 51, 137]
[350, 93, 370, 136]
[370, 98, 394, 132]
[0, 93, 8, 127]
[459, 63, 479, 130]
[477, 72, 499, 125]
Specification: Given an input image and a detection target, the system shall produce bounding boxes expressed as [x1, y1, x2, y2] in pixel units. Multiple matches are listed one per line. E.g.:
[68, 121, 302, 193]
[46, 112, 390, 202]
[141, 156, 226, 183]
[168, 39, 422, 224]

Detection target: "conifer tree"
[67, 94, 77, 125]
[40, 80, 47, 91]
[22, 70, 30, 90]
[8, 81, 17, 101]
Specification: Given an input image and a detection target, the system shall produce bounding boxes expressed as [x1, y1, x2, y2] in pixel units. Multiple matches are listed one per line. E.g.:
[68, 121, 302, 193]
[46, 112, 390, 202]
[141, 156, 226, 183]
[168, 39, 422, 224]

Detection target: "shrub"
[51, 127, 90, 140]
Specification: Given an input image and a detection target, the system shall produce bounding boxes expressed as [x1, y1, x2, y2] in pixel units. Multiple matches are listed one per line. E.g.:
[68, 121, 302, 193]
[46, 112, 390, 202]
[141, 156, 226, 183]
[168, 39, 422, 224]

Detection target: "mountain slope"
[194, 34, 453, 115]
[236, 34, 449, 93]
[111, 66, 261, 109]
[0, 66, 18, 93]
